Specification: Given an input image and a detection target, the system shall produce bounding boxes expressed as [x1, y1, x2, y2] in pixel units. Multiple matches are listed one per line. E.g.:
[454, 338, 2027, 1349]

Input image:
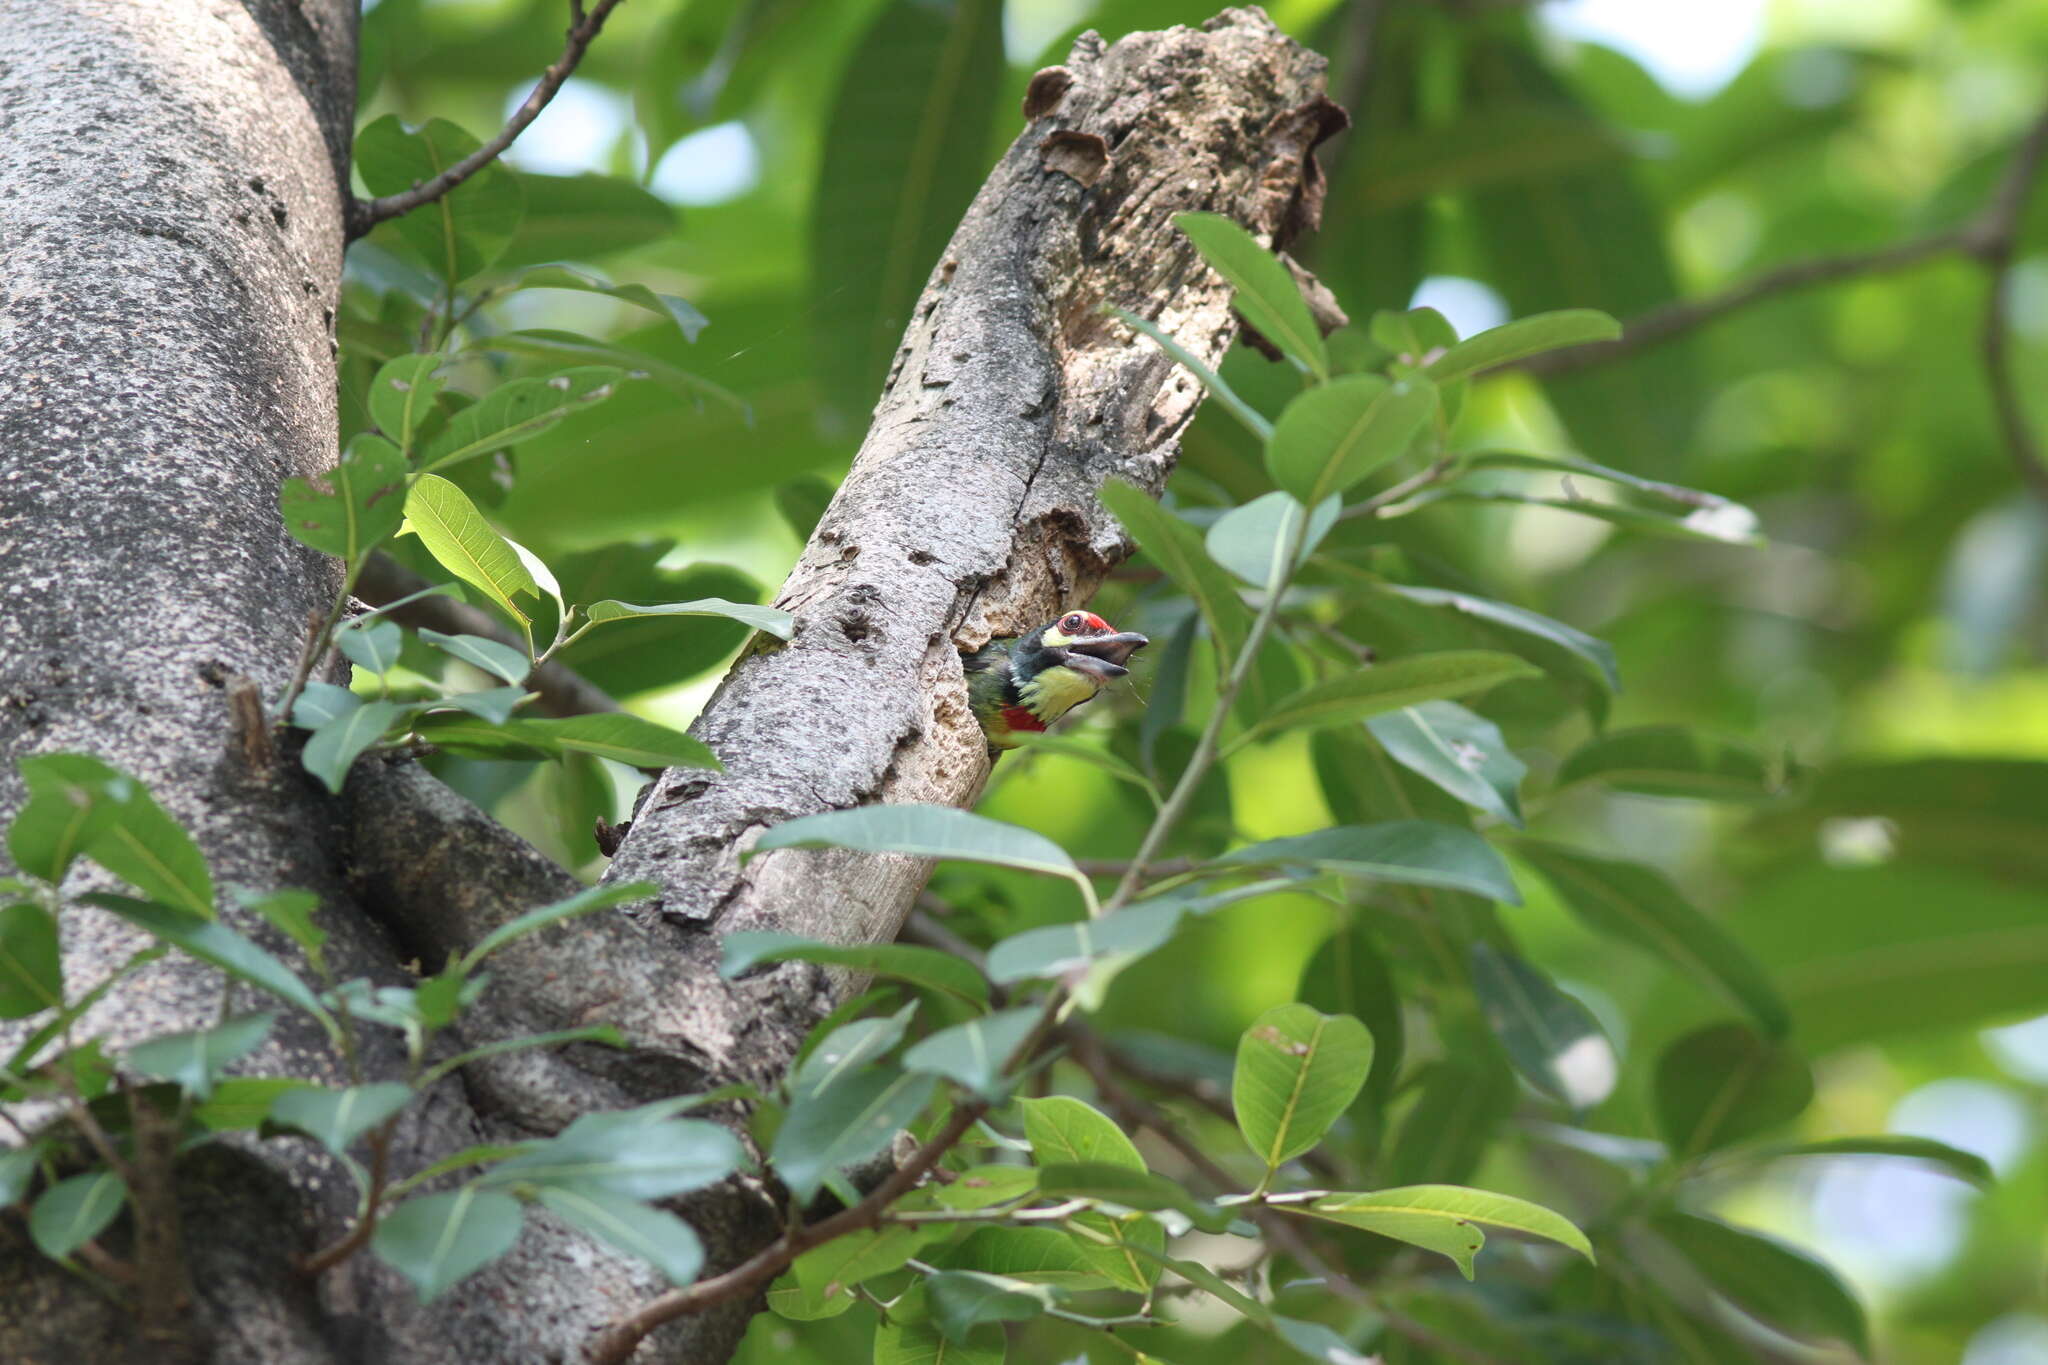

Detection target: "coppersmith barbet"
[964, 611, 1148, 753]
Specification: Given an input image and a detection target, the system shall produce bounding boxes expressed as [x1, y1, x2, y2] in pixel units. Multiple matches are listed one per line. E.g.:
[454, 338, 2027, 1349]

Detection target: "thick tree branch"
[355, 553, 622, 717]
[345, 0, 625, 239]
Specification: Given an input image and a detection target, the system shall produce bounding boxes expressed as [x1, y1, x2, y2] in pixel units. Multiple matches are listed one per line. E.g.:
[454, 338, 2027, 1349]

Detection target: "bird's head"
[1019, 610, 1149, 685]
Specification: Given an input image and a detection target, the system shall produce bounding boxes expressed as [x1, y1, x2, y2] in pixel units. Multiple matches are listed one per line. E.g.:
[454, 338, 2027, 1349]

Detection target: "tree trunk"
[0, 4, 1332, 1362]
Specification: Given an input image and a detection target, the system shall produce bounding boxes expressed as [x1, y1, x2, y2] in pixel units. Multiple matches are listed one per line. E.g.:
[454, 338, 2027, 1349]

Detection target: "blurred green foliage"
[337, 1, 2048, 1361]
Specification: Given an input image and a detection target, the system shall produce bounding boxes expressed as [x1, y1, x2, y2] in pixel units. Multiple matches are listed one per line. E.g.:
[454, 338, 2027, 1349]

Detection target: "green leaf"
[772, 1226, 928, 1319]
[416, 629, 530, 685]
[1517, 842, 1788, 1038]
[1097, 480, 1252, 673]
[1376, 584, 1620, 693]
[463, 880, 658, 969]
[193, 1077, 312, 1132]
[0, 903, 63, 1019]
[279, 433, 409, 561]
[771, 1067, 937, 1202]
[901, 1008, 1040, 1101]
[125, 1012, 274, 1101]
[416, 367, 627, 476]
[1273, 1316, 1382, 1364]
[751, 805, 1077, 880]
[509, 714, 720, 772]
[430, 686, 532, 727]
[1367, 701, 1524, 827]
[810, 0, 1004, 419]
[1244, 651, 1540, 742]
[417, 1025, 627, 1091]
[792, 1004, 919, 1102]
[1109, 306, 1273, 441]
[873, 1312, 1006, 1364]
[936, 1225, 1107, 1286]
[83, 893, 333, 1034]
[0, 1140, 46, 1206]
[1289, 1184, 1591, 1276]
[1219, 822, 1520, 904]
[1731, 1136, 1993, 1188]
[1267, 373, 1437, 505]
[1466, 450, 1753, 518]
[496, 172, 674, 268]
[29, 1170, 127, 1259]
[1386, 1058, 1518, 1187]
[368, 355, 448, 454]
[373, 1186, 524, 1302]
[302, 700, 410, 795]
[467, 331, 743, 413]
[1652, 1210, 1868, 1355]
[290, 682, 362, 730]
[355, 116, 523, 282]
[772, 475, 836, 542]
[1174, 211, 1329, 379]
[1655, 1022, 1812, 1158]
[1556, 726, 1777, 800]
[1468, 945, 1613, 1109]
[506, 264, 706, 343]
[720, 931, 988, 1005]
[9, 752, 127, 883]
[1423, 488, 1763, 545]
[336, 619, 403, 675]
[925, 1268, 1058, 1342]
[1233, 1003, 1373, 1170]
[536, 1186, 704, 1286]
[411, 716, 555, 762]
[1298, 925, 1403, 1102]
[269, 1082, 413, 1156]
[1205, 491, 1340, 591]
[402, 474, 538, 632]
[1424, 309, 1620, 383]
[584, 597, 794, 640]
[1033, 1163, 1234, 1233]
[1018, 1094, 1162, 1291]
[554, 555, 764, 697]
[482, 1101, 746, 1200]
[986, 902, 1188, 987]
[14, 754, 215, 917]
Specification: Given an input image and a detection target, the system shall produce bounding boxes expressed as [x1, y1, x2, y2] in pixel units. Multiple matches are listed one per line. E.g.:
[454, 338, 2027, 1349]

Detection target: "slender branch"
[299, 1122, 395, 1277]
[583, 1102, 987, 1365]
[1515, 230, 1967, 380]
[354, 553, 621, 718]
[1971, 107, 2048, 500]
[346, 0, 627, 239]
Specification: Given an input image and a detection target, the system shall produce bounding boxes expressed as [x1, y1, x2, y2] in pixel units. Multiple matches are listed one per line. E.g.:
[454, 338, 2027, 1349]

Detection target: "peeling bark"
[0, 4, 1333, 1363]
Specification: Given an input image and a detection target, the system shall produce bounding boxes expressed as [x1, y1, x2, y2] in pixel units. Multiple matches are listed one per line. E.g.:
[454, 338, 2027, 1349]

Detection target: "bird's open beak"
[1064, 630, 1149, 679]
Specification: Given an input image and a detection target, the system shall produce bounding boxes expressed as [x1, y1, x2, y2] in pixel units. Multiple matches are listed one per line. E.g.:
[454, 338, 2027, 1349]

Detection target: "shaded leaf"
[280, 434, 409, 561]
[302, 700, 411, 795]
[1098, 480, 1251, 673]
[510, 714, 719, 771]
[1517, 842, 1788, 1038]
[1110, 306, 1273, 440]
[751, 805, 1076, 880]
[1219, 822, 1519, 904]
[507, 264, 707, 342]
[1469, 945, 1613, 1109]
[720, 931, 988, 1005]
[416, 368, 627, 476]
[1376, 585, 1619, 692]
[126, 1012, 274, 1101]
[497, 172, 674, 269]
[537, 1186, 705, 1286]
[1367, 701, 1524, 826]
[901, 1008, 1040, 1100]
[1652, 1210, 1868, 1355]
[417, 629, 530, 685]
[1732, 1136, 1993, 1188]
[355, 116, 523, 282]
[29, 1170, 127, 1259]
[336, 620, 403, 675]
[84, 893, 332, 1032]
[771, 1066, 936, 1202]
[482, 1101, 745, 1201]
[1205, 491, 1340, 590]
[1244, 651, 1539, 742]
[269, 1082, 413, 1156]
[1557, 726, 1777, 801]
[369, 355, 448, 453]
[584, 596, 794, 640]
[372, 1187, 524, 1302]
[464, 880, 659, 968]
[926, 1268, 1058, 1342]
[0, 903, 63, 1020]
[1655, 1022, 1812, 1158]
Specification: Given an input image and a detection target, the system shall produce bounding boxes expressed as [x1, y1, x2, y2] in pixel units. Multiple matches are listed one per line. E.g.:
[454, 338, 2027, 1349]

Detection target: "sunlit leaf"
[751, 805, 1077, 880]
[1425, 309, 1619, 383]
[416, 368, 627, 476]
[584, 597, 794, 640]
[402, 474, 538, 631]
[1175, 211, 1329, 379]
[1232, 1003, 1373, 1170]
[1243, 651, 1540, 742]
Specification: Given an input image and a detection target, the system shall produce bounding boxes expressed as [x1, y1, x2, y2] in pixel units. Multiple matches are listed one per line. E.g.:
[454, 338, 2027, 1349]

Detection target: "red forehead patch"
[1075, 612, 1110, 632]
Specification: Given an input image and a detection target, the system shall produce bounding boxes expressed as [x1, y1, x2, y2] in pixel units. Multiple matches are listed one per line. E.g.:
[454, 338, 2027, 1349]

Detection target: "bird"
[964, 611, 1148, 754]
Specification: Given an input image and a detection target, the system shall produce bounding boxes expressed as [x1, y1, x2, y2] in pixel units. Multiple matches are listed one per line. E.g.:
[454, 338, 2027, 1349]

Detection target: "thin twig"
[347, 0, 628, 239]
[1970, 106, 2048, 500]
[299, 1122, 395, 1277]
[583, 1103, 987, 1365]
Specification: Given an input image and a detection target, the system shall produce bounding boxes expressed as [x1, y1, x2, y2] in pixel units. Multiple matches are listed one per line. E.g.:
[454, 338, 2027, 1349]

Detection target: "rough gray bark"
[0, 4, 1332, 1363]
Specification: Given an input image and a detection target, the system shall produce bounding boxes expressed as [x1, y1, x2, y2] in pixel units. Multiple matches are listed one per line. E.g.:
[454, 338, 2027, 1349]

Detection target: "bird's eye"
[1061, 613, 1084, 632]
